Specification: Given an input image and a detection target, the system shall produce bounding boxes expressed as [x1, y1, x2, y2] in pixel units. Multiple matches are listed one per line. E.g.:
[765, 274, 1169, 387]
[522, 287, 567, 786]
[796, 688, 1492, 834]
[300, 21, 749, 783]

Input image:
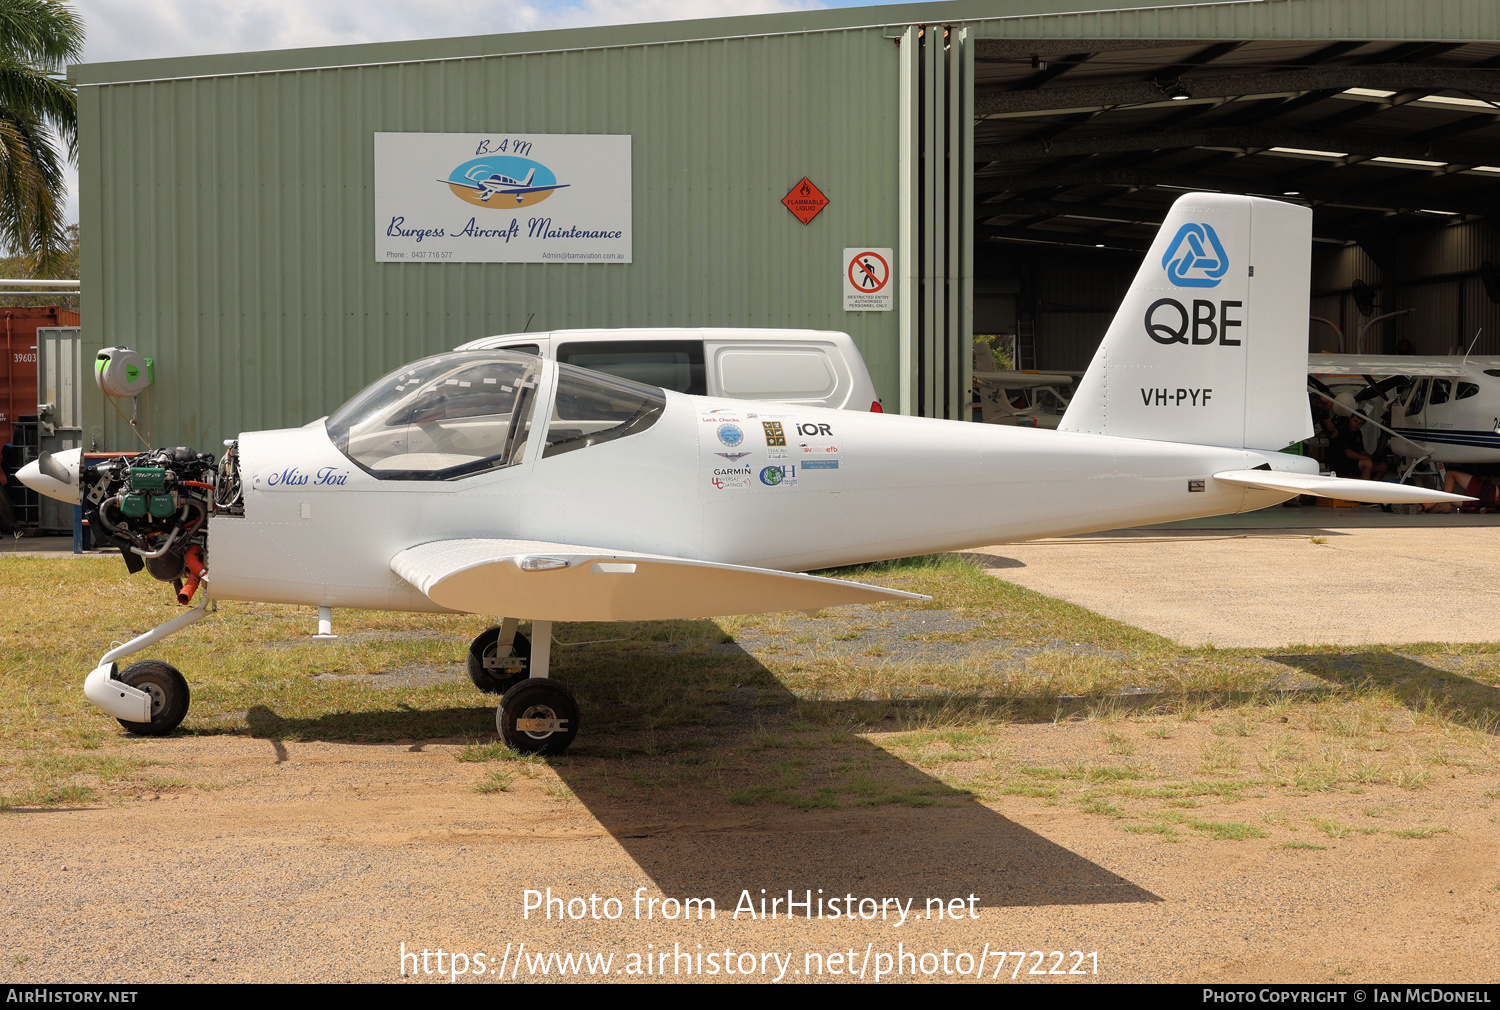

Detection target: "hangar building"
[71, 0, 1500, 450]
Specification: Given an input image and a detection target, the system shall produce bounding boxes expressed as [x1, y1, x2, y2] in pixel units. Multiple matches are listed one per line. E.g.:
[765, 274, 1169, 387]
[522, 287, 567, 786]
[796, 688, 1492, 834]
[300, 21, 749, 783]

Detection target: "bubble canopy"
[326, 350, 666, 481]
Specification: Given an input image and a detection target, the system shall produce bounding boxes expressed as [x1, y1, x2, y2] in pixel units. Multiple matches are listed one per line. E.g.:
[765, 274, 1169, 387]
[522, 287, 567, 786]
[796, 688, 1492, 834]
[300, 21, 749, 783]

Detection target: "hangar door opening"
[898, 24, 974, 420]
[966, 36, 1500, 381]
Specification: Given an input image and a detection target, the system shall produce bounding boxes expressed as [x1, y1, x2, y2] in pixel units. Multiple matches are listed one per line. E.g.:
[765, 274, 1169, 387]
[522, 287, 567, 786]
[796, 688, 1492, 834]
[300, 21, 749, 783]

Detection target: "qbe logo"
[1145, 297, 1243, 346]
[1161, 223, 1228, 288]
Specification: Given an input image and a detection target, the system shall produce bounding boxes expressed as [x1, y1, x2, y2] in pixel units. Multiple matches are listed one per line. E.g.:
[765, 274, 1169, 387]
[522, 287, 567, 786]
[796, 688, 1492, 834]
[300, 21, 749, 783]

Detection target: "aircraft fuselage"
[205, 390, 1304, 612]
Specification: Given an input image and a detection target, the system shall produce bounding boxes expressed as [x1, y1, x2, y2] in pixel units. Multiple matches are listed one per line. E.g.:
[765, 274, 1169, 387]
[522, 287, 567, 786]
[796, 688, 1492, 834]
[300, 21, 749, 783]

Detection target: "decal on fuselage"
[262, 465, 351, 488]
[759, 465, 797, 487]
[1140, 388, 1214, 407]
[1144, 298, 1243, 346]
[1161, 222, 1229, 288]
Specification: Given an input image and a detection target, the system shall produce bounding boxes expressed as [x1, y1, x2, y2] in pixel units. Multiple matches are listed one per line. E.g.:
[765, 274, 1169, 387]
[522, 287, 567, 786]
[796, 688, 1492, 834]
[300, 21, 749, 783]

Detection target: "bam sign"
[374, 133, 633, 264]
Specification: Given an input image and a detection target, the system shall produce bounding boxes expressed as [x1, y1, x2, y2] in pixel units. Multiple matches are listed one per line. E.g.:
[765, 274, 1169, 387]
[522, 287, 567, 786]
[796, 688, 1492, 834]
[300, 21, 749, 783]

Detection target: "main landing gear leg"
[495, 619, 579, 755]
[84, 595, 212, 735]
[466, 617, 531, 694]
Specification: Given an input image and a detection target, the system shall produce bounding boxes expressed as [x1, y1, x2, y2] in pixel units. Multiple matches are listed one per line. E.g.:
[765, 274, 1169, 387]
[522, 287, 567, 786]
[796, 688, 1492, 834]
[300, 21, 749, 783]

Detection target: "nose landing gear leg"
[84, 596, 212, 735]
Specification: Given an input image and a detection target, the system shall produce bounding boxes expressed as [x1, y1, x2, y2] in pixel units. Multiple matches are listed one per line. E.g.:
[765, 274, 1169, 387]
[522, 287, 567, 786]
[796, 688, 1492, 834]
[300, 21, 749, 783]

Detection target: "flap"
[391, 538, 929, 621]
[1212, 469, 1472, 505]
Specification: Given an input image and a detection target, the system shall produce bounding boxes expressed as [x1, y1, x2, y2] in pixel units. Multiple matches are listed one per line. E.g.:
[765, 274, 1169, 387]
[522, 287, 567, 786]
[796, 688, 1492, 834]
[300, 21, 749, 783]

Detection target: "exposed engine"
[82, 446, 224, 604]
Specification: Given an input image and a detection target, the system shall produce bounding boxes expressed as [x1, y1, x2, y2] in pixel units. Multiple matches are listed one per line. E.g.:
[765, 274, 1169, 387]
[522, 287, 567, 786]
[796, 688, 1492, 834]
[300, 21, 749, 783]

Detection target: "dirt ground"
[1, 728, 1494, 984]
[2, 529, 1498, 984]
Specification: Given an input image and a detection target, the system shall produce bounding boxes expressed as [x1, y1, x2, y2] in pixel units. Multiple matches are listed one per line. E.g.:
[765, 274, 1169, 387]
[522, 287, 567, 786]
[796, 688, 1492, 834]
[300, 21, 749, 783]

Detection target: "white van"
[455, 328, 883, 412]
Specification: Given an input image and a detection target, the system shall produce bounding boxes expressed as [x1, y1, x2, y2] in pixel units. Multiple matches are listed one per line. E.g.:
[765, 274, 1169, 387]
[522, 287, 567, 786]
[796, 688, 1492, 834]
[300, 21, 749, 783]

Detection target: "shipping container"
[0, 306, 81, 446]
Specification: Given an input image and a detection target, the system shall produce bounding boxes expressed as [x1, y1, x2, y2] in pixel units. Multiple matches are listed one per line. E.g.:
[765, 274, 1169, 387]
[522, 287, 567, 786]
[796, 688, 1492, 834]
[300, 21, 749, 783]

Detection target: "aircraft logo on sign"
[441, 155, 570, 209]
[1161, 223, 1228, 288]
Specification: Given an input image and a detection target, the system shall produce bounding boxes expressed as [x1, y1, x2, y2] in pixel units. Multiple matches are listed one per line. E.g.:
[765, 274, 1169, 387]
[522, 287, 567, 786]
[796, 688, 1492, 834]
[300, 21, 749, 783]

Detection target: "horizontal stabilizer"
[1212, 469, 1473, 505]
[391, 538, 929, 621]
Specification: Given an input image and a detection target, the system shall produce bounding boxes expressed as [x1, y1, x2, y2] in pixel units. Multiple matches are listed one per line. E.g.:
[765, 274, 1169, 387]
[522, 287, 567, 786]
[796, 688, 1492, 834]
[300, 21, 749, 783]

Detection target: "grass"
[456, 741, 542, 765]
[1186, 818, 1269, 841]
[475, 771, 515, 793]
[1386, 827, 1451, 839]
[1, 553, 1496, 845]
[1309, 818, 1351, 839]
[1199, 740, 1243, 775]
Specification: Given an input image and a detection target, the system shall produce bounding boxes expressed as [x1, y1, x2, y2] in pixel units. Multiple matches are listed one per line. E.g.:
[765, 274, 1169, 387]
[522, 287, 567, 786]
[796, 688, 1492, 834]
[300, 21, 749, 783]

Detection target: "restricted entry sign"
[843, 248, 893, 311]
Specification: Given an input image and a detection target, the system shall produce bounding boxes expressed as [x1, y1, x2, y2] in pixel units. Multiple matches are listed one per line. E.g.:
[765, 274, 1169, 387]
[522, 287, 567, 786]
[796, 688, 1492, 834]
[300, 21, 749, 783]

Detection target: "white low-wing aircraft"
[442, 165, 571, 204]
[1309, 354, 1500, 464]
[21, 193, 1467, 753]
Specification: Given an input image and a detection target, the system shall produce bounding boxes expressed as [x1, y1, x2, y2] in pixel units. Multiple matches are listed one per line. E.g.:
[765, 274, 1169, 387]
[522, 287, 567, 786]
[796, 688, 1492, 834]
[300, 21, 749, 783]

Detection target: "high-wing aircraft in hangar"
[20, 193, 1468, 753]
[1309, 354, 1500, 464]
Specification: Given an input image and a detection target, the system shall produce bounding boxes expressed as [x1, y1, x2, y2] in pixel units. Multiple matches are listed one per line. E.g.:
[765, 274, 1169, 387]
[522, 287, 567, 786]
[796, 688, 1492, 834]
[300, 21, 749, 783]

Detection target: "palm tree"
[0, 0, 79, 276]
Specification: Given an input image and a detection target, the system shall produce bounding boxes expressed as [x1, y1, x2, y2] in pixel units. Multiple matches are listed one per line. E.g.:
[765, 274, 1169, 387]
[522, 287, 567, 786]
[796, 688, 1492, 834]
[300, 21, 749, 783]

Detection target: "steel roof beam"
[974, 66, 1500, 117]
[1414, 112, 1499, 143]
[972, 170, 1498, 219]
[976, 198, 1166, 229]
[1290, 41, 1371, 68]
[1008, 52, 1096, 90]
[976, 223, 1150, 252]
[973, 126, 1494, 168]
[1153, 41, 1248, 86]
[974, 39, 1214, 60]
[1311, 88, 1429, 130]
[1211, 88, 1345, 129]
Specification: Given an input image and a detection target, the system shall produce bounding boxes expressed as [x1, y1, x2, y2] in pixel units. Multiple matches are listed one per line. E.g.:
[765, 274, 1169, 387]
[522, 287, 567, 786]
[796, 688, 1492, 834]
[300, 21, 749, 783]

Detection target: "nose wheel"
[115, 660, 190, 736]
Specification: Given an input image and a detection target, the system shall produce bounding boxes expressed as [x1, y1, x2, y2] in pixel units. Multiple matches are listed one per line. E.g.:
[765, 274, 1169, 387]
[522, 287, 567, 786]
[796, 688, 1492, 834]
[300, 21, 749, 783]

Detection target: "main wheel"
[115, 659, 190, 736]
[497, 679, 579, 756]
[466, 627, 532, 694]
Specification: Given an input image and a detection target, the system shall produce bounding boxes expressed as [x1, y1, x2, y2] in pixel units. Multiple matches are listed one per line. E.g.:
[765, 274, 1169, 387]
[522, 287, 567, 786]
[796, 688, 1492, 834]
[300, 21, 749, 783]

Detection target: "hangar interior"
[963, 36, 1500, 370]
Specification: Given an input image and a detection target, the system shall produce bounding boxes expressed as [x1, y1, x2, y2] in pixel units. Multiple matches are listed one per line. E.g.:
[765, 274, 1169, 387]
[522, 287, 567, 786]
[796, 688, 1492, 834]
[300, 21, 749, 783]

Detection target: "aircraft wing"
[390, 538, 929, 621]
[1309, 355, 1470, 378]
[973, 370, 1077, 387]
[1212, 470, 1472, 505]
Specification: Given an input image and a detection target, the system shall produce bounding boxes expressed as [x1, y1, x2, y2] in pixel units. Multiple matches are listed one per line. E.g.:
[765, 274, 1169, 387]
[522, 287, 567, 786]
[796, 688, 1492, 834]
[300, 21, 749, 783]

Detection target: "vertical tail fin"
[1058, 193, 1313, 450]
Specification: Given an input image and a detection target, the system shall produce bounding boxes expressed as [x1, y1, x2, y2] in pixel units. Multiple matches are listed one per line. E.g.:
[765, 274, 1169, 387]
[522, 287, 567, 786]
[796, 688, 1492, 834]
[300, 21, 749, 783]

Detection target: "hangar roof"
[70, 0, 1500, 86]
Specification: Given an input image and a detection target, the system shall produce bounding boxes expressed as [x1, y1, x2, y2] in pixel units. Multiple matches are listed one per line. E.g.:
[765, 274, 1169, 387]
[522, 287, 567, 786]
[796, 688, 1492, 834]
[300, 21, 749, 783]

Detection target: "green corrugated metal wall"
[79, 28, 903, 450]
[76, 0, 1500, 448]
